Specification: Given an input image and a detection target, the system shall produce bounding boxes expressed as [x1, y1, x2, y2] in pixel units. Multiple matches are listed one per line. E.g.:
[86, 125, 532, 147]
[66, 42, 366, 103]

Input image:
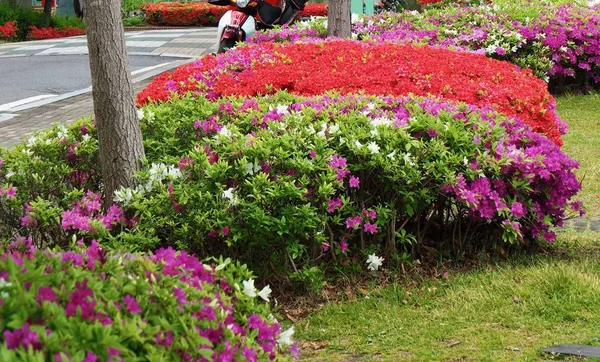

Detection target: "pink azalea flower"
[364, 223, 378, 234]
[349, 176, 360, 188]
[122, 295, 142, 314]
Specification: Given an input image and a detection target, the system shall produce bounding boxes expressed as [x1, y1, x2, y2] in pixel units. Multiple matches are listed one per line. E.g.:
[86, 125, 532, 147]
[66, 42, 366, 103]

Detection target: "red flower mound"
[142, 2, 234, 26]
[138, 41, 565, 145]
[28, 26, 86, 40]
[0, 21, 17, 40]
[299, 3, 327, 17]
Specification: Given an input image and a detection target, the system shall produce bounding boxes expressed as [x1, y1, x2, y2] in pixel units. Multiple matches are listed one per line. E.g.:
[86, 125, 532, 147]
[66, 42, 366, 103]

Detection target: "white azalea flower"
[366, 254, 384, 271]
[0, 278, 11, 288]
[136, 109, 144, 120]
[242, 279, 257, 297]
[26, 136, 39, 147]
[370, 116, 393, 128]
[258, 285, 272, 302]
[275, 104, 289, 115]
[329, 123, 340, 134]
[82, 134, 91, 143]
[354, 140, 363, 149]
[5, 170, 14, 179]
[367, 141, 380, 154]
[219, 125, 232, 138]
[222, 187, 238, 206]
[277, 326, 295, 347]
[387, 150, 396, 160]
[244, 158, 261, 176]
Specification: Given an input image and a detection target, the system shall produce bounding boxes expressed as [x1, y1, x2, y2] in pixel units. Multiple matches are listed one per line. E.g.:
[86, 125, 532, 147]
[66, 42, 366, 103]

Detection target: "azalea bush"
[141, 2, 233, 26]
[0, 92, 582, 284]
[0, 237, 297, 360]
[0, 20, 16, 40]
[137, 40, 566, 146]
[298, 3, 327, 17]
[251, 3, 600, 91]
[27, 25, 86, 40]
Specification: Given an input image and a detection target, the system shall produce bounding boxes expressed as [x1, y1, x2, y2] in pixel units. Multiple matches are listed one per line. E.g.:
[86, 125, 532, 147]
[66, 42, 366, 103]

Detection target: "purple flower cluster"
[0, 238, 296, 361]
[525, 4, 600, 84]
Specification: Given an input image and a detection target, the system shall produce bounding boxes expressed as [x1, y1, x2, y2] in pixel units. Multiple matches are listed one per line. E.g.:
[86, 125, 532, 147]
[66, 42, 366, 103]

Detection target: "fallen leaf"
[301, 341, 330, 350]
[447, 340, 461, 347]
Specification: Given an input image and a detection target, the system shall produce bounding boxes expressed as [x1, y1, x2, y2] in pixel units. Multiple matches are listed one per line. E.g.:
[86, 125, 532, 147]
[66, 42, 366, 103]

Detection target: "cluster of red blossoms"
[138, 41, 565, 145]
[27, 26, 86, 40]
[298, 3, 328, 17]
[141, 2, 234, 26]
[0, 21, 17, 40]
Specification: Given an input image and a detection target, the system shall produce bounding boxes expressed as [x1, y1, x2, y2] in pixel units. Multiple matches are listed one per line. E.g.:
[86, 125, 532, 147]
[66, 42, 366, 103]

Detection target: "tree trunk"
[83, 0, 145, 204]
[7, 0, 16, 7]
[327, 0, 351, 38]
[43, 0, 53, 22]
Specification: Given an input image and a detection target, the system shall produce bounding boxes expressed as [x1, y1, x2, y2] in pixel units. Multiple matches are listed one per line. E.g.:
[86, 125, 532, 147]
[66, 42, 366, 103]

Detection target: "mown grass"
[558, 93, 600, 217]
[297, 232, 600, 361]
[294, 95, 600, 361]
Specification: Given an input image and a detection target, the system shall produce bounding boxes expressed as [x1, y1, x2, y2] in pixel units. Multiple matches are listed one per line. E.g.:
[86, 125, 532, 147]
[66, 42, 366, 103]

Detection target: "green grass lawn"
[559, 93, 600, 217]
[294, 94, 600, 361]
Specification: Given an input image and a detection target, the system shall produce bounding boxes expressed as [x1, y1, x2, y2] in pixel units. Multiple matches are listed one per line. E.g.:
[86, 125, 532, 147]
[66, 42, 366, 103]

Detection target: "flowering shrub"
[524, 4, 600, 87]
[0, 92, 582, 282]
[137, 40, 565, 145]
[0, 237, 297, 360]
[141, 2, 234, 26]
[0, 21, 17, 40]
[298, 3, 327, 17]
[27, 25, 86, 40]
[251, 4, 600, 91]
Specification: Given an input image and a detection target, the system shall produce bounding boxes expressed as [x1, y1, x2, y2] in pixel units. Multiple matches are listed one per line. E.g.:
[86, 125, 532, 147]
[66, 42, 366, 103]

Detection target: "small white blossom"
[222, 187, 238, 206]
[277, 326, 295, 347]
[219, 125, 232, 138]
[367, 141, 380, 154]
[0, 278, 11, 288]
[329, 123, 340, 134]
[242, 279, 257, 297]
[366, 254, 384, 271]
[5, 170, 14, 179]
[387, 150, 396, 160]
[26, 136, 39, 147]
[57, 125, 68, 140]
[244, 159, 261, 176]
[276, 104, 289, 115]
[136, 109, 144, 120]
[258, 285, 272, 302]
[354, 140, 363, 149]
[370, 116, 393, 128]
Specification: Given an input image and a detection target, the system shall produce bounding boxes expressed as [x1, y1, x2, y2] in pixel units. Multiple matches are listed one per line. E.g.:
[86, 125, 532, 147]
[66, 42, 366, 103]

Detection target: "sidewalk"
[0, 80, 151, 148]
[0, 28, 218, 148]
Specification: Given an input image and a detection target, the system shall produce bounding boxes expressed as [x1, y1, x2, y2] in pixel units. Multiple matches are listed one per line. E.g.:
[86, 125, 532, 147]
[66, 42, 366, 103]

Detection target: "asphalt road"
[0, 55, 180, 107]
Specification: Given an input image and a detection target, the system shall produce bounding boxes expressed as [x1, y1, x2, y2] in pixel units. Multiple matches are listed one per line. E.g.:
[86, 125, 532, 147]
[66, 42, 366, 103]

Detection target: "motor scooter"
[210, 0, 306, 53]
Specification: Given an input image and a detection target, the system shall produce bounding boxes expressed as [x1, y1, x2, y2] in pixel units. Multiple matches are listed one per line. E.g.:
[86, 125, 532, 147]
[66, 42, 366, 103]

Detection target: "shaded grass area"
[295, 95, 600, 361]
[558, 93, 600, 217]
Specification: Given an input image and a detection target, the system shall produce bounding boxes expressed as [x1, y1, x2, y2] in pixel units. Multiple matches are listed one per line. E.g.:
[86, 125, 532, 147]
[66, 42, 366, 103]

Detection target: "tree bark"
[83, 0, 145, 204]
[327, 0, 351, 38]
[43, 0, 53, 22]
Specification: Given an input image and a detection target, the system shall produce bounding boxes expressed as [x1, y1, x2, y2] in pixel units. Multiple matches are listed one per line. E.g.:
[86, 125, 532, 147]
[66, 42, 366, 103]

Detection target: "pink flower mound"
[0, 237, 297, 360]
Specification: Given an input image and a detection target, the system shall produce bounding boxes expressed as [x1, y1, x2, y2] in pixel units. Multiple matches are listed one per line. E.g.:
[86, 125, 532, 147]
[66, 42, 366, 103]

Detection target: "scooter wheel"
[217, 39, 237, 53]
